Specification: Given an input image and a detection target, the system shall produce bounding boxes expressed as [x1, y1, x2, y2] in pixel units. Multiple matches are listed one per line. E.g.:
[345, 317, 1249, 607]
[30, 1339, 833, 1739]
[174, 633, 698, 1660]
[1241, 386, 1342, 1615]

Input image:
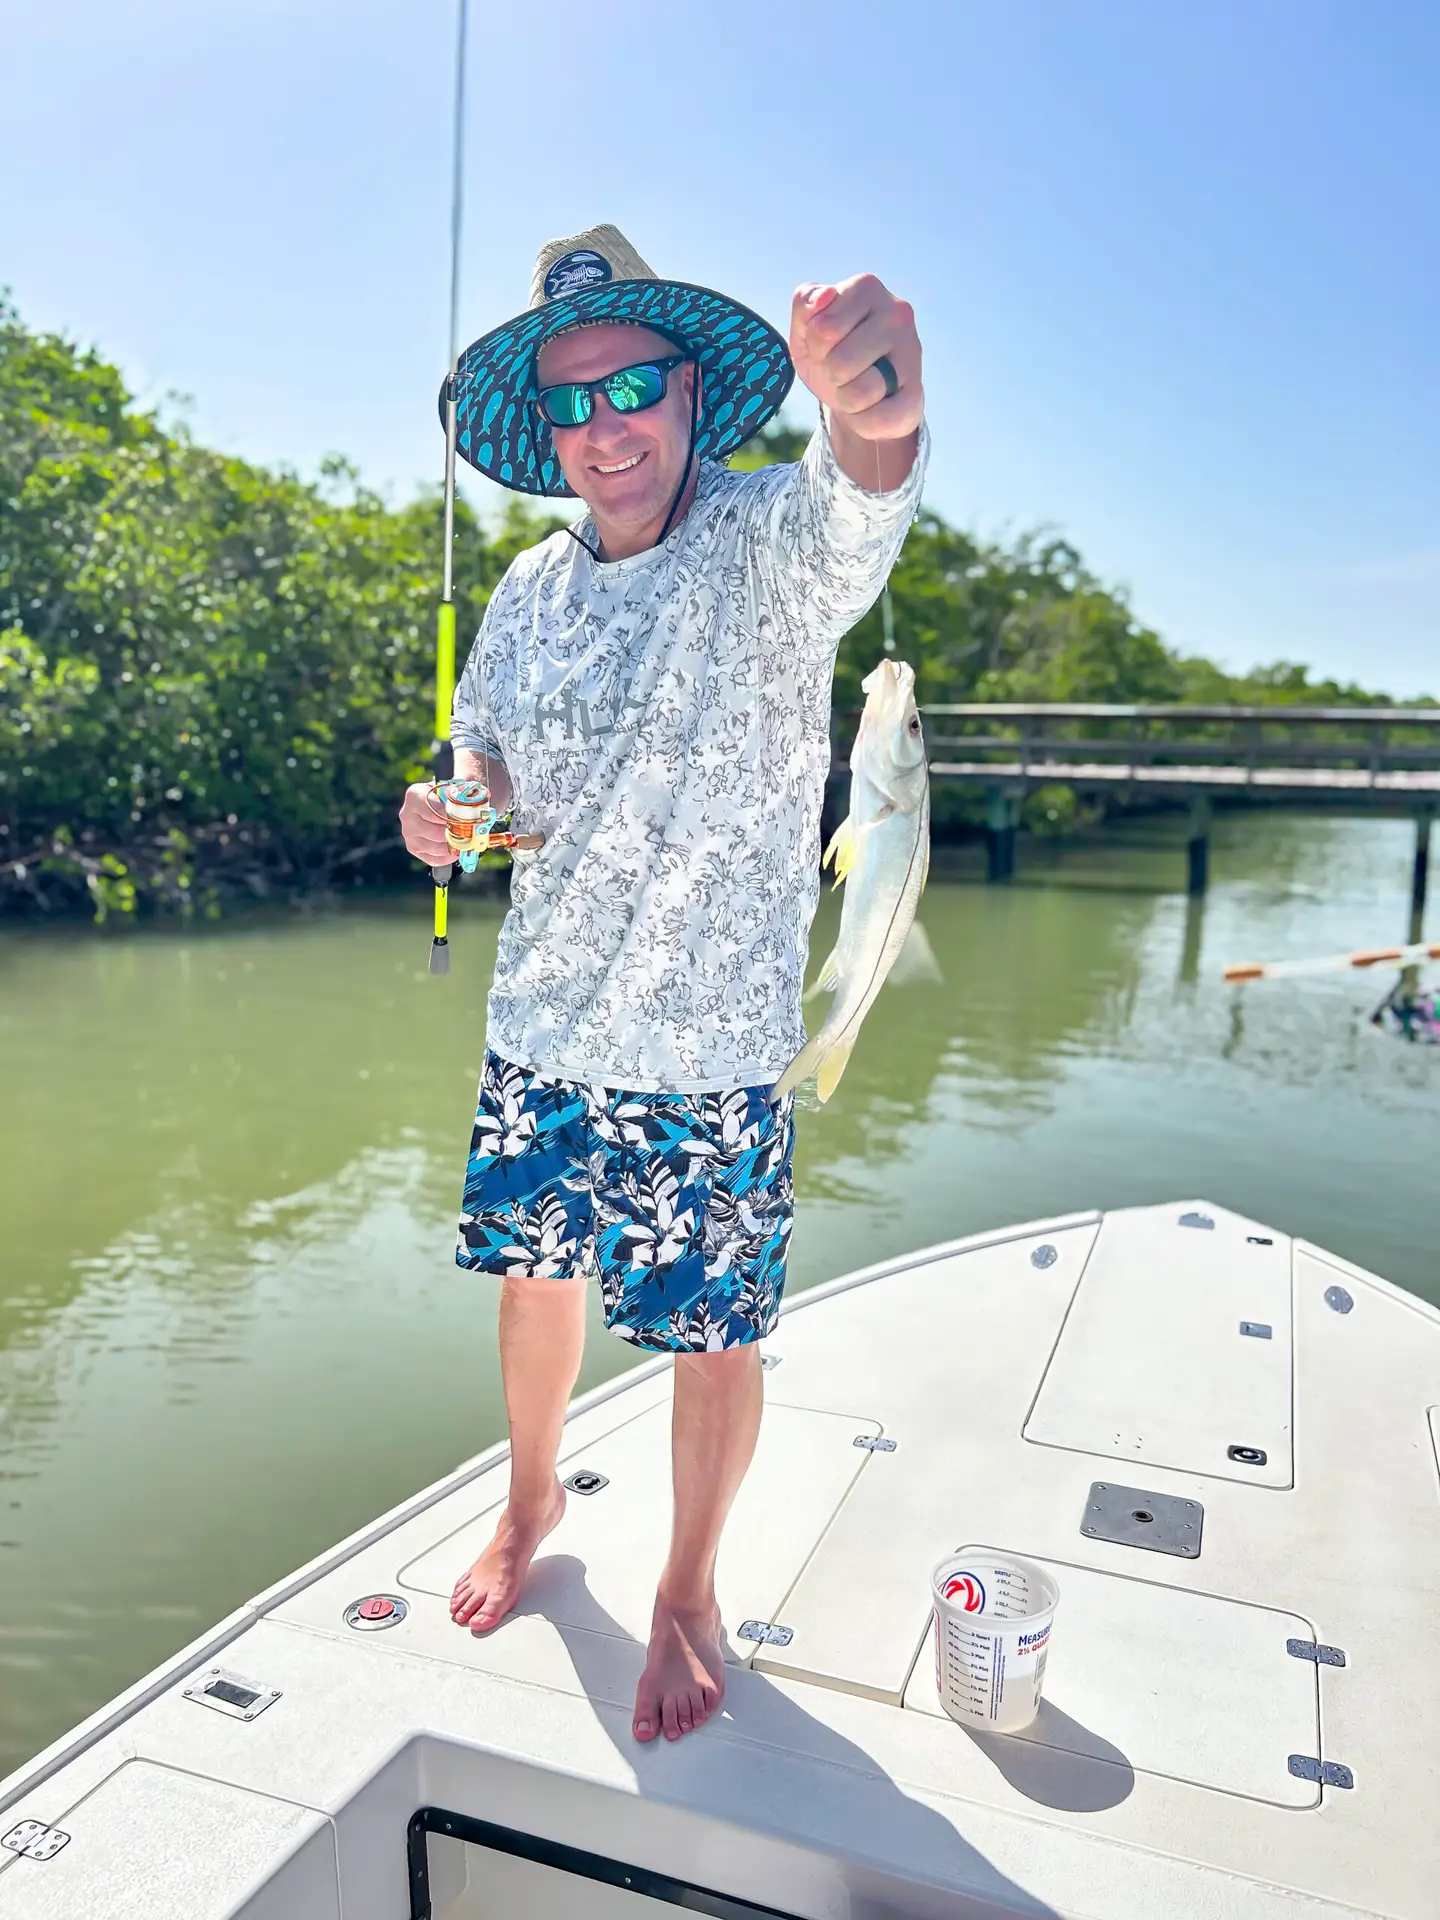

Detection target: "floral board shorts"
[456, 1052, 795, 1354]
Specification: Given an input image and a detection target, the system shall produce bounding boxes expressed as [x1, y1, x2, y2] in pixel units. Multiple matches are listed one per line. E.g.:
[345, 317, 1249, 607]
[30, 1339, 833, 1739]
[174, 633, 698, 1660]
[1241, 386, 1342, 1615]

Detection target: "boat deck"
[2, 1201, 1437, 1918]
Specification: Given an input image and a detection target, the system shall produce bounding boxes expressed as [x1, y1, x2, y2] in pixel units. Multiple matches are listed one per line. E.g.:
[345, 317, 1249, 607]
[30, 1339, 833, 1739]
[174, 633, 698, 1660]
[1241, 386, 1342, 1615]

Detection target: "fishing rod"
[1223, 939, 1440, 984]
[426, 0, 543, 972]
[427, 0, 469, 976]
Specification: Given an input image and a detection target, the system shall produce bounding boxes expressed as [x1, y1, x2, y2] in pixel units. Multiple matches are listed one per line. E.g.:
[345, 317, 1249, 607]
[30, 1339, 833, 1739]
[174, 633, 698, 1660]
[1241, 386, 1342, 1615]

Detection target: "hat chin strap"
[563, 358, 701, 562]
[656, 357, 701, 546]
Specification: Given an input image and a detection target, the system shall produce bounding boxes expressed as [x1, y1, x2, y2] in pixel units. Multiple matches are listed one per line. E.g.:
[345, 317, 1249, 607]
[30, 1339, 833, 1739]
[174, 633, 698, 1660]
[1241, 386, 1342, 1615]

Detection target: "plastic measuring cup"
[931, 1548, 1060, 1733]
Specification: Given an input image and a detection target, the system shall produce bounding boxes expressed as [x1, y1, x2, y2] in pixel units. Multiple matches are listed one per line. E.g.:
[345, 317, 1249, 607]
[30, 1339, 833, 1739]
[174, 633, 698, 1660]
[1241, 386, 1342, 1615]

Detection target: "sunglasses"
[534, 355, 691, 430]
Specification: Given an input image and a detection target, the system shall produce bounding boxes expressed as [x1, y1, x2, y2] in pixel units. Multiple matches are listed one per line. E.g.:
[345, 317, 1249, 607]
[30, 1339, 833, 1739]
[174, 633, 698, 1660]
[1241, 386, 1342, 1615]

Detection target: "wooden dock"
[835, 702, 1439, 932]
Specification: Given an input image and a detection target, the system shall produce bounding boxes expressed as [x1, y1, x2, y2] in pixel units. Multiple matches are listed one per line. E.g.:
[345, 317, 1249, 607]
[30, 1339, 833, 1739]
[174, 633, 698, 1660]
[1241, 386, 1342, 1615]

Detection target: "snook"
[775, 659, 931, 1103]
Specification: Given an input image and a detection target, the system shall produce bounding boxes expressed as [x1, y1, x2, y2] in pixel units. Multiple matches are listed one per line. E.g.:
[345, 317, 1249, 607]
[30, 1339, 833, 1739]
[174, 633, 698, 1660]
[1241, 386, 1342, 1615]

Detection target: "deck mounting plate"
[1081, 1481, 1204, 1557]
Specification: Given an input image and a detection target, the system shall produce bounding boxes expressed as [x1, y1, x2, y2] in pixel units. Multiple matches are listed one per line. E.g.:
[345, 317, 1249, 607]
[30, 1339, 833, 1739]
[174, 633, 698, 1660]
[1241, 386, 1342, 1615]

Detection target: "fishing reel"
[427, 779, 542, 975]
[437, 776, 498, 872]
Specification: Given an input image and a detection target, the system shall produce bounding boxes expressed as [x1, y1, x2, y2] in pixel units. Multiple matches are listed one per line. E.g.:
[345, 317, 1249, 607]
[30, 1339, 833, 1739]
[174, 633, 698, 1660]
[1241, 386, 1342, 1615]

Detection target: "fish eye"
[908, 716, 921, 735]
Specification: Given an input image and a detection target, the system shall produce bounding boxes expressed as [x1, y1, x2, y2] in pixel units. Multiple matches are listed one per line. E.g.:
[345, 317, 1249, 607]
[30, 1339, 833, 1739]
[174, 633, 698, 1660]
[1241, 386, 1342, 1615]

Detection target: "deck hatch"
[399, 1403, 883, 1658]
[1023, 1205, 1295, 1485]
[904, 1553, 1324, 1807]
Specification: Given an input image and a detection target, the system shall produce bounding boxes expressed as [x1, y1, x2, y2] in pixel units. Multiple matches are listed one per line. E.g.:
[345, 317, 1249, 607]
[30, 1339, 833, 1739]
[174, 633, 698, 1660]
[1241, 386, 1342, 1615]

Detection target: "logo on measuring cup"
[943, 1571, 987, 1614]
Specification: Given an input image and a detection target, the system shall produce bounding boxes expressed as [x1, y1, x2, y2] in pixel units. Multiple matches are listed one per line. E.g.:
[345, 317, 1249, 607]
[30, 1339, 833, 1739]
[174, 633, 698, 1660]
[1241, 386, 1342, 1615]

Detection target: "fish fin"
[885, 918, 944, 988]
[822, 818, 857, 887]
[815, 1035, 856, 1103]
[805, 944, 843, 1000]
[823, 813, 888, 890]
[772, 1029, 857, 1104]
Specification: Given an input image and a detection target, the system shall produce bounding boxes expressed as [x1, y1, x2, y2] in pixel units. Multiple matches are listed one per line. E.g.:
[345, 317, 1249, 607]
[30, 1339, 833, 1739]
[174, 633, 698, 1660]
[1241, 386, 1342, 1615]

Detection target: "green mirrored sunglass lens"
[542, 387, 590, 427]
[604, 366, 664, 412]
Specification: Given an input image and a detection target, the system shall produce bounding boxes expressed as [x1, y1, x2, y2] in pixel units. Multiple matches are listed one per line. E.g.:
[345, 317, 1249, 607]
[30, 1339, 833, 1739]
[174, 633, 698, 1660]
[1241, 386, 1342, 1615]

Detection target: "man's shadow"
[506, 1554, 1134, 1918]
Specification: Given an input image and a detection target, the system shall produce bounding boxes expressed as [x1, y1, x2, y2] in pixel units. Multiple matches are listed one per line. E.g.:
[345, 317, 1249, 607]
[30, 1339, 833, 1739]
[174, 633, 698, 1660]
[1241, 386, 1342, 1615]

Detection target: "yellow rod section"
[434, 599, 457, 750]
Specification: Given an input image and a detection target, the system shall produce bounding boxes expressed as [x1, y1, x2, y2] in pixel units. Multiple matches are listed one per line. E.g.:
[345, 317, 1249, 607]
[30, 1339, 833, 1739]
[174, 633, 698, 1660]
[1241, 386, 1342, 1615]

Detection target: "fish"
[775, 659, 931, 1103]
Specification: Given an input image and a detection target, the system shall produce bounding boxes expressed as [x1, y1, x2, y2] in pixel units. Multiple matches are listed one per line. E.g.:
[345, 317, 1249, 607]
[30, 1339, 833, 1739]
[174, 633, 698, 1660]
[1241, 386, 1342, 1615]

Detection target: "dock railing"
[917, 702, 1440, 795]
[829, 701, 1438, 922]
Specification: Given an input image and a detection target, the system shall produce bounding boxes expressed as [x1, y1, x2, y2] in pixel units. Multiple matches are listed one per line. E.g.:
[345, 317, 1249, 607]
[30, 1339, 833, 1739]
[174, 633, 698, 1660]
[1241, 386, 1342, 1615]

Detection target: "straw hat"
[443, 223, 793, 497]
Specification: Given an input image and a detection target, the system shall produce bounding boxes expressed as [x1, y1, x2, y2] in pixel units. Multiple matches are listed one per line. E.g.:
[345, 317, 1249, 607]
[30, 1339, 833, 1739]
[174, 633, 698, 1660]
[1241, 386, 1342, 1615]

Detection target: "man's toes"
[689, 1688, 712, 1728]
[633, 1687, 661, 1743]
[661, 1694, 683, 1741]
[469, 1595, 504, 1634]
[454, 1586, 487, 1626]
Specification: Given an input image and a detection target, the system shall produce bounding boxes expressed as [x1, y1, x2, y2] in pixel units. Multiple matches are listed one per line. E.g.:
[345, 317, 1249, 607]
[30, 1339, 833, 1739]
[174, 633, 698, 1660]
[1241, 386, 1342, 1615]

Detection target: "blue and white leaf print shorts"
[456, 1052, 795, 1353]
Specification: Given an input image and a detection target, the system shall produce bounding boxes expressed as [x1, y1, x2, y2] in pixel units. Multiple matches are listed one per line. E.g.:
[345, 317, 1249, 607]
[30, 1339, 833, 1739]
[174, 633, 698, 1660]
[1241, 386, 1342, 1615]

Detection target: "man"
[399, 225, 926, 1745]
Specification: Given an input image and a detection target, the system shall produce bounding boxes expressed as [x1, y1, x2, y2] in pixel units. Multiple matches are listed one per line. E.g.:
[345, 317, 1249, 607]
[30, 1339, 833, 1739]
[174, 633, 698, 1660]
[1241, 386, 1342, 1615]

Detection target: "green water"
[1, 812, 1435, 1775]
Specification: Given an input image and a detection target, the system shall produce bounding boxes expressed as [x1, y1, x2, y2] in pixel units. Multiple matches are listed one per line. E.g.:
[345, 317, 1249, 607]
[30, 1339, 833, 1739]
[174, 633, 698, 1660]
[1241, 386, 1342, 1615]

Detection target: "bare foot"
[450, 1483, 565, 1634]
[633, 1590, 726, 1743]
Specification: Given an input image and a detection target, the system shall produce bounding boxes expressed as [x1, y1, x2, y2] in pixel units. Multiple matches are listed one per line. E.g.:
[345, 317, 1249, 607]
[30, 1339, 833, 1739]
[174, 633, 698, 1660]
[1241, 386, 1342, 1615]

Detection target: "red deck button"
[357, 1596, 395, 1622]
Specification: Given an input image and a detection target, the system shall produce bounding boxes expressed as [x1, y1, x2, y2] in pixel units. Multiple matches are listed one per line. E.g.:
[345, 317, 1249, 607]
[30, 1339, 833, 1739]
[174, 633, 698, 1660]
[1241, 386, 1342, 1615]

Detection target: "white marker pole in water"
[1223, 939, 1440, 984]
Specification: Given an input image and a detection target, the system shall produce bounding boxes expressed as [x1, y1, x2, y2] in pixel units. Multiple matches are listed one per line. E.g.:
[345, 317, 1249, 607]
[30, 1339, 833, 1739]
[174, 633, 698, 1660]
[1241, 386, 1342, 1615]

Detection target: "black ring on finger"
[873, 354, 900, 400]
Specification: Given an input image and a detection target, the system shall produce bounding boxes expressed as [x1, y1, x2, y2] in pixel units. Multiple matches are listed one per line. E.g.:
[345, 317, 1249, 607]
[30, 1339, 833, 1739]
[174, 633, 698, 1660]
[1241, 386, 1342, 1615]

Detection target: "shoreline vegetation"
[1, 299, 1420, 922]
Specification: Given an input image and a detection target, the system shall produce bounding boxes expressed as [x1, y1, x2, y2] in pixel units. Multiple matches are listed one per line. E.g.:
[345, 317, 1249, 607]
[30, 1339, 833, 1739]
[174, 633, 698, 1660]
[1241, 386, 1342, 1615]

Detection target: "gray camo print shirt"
[451, 419, 929, 1092]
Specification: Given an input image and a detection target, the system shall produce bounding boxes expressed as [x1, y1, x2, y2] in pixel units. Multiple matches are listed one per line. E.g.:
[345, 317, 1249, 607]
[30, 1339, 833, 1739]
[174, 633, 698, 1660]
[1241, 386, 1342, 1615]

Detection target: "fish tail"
[816, 1035, 856, 1103]
[773, 1029, 857, 1103]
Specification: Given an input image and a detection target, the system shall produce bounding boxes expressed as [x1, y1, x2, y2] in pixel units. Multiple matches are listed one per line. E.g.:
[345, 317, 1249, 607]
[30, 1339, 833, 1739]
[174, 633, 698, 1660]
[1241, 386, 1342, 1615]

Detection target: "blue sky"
[3, 0, 1436, 693]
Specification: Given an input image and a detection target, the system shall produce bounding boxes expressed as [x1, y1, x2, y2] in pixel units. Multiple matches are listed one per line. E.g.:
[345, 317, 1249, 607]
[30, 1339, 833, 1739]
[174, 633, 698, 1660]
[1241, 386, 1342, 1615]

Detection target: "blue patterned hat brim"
[442, 279, 795, 497]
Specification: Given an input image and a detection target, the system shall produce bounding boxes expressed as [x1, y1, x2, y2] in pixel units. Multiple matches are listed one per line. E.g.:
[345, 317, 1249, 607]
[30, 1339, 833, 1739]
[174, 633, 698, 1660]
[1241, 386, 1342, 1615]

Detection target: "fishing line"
[877, 437, 896, 652]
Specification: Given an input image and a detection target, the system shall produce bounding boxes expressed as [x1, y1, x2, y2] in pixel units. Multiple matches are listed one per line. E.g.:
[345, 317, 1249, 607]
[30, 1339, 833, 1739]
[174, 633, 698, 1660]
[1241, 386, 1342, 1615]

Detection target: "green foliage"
[0, 296, 562, 913]
[1, 318, 1408, 917]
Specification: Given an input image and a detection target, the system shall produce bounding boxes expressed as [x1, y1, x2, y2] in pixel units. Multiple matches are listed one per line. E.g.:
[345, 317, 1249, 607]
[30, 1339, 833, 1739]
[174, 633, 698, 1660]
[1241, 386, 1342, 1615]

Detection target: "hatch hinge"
[2, 1821, 72, 1862]
[853, 1434, 897, 1452]
[1286, 1637, 1347, 1667]
[738, 1619, 793, 1647]
[1288, 1754, 1354, 1788]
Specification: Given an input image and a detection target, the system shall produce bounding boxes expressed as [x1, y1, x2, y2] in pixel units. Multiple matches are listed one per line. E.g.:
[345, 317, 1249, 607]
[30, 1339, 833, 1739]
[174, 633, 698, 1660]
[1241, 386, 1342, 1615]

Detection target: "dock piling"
[1186, 796, 1213, 896]
[986, 789, 1019, 882]
[1411, 808, 1433, 944]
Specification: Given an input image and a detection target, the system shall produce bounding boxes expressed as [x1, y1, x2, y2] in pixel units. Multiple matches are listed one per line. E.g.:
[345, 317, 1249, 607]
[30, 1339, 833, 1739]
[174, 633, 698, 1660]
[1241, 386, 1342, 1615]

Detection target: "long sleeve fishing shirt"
[451, 419, 929, 1093]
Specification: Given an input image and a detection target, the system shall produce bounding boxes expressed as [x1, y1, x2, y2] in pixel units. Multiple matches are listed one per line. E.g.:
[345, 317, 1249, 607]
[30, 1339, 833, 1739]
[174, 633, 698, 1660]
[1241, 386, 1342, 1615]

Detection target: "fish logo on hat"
[542, 248, 614, 302]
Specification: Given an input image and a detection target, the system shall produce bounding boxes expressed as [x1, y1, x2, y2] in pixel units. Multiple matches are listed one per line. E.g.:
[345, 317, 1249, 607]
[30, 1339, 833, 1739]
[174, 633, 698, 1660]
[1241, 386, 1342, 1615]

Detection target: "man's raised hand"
[790, 275, 924, 444]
